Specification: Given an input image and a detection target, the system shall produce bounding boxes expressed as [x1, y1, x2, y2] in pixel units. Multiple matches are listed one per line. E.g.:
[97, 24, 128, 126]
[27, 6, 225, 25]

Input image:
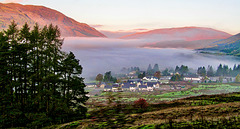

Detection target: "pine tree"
[18, 23, 31, 109]
[0, 31, 15, 127]
[223, 65, 229, 76]
[104, 71, 113, 82]
[162, 68, 170, 76]
[153, 64, 159, 73]
[175, 66, 180, 73]
[197, 66, 206, 76]
[179, 65, 189, 75]
[207, 65, 214, 77]
[147, 64, 153, 75]
[61, 52, 88, 118]
[216, 64, 223, 76]
[232, 64, 240, 76]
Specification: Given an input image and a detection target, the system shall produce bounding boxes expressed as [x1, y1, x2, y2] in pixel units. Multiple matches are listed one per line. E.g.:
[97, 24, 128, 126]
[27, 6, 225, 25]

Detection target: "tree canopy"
[170, 73, 183, 81]
[175, 65, 189, 75]
[0, 21, 88, 128]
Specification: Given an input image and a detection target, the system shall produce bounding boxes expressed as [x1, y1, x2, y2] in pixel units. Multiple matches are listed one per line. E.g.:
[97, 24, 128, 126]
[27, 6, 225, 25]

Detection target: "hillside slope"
[199, 33, 240, 56]
[121, 27, 231, 42]
[0, 3, 106, 37]
[52, 92, 240, 128]
[210, 33, 240, 46]
[141, 39, 220, 49]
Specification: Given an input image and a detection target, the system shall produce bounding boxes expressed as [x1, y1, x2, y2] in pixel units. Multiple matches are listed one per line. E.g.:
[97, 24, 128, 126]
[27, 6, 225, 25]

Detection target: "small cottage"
[85, 83, 97, 87]
[147, 85, 154, 91]
[122, 85, 130, 91]
[130, 84, 137, 92]
[104, 85, 112, 92]
[139, 85, 147, 91]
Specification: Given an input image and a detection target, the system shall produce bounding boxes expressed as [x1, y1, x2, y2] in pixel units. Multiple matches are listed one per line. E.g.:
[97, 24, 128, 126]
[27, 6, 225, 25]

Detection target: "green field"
[149, 83, 240, 101]
[87, 83, 240, 105]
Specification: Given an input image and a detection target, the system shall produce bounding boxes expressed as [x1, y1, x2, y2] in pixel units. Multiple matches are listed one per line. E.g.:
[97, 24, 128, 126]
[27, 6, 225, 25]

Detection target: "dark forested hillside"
[0, 21, 88, 128]
[199, 33, 240, 56]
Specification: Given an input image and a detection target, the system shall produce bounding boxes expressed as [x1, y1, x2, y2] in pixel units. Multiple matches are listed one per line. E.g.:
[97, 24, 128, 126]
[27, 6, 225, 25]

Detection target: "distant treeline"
[197, 64, 240, 77]
[0, 21, 88, 128]
[121, 63, 240, 78]
[170, 64, 240, 77]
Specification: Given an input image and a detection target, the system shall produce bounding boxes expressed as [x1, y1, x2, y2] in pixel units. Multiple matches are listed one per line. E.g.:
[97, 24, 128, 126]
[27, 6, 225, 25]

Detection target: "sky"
[1, 0, 240, 34]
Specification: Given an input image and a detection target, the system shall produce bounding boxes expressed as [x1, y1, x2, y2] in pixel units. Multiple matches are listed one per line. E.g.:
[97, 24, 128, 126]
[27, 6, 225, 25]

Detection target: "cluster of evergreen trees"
[95, 71, 117, 83]
[127, 67, 140, 72]
[0, 21, 88, 128]
[198, 64, 240, 77]
[103, 71, 117, 82]
[147, 64, 160, 75]
[175, 65, 189, 75]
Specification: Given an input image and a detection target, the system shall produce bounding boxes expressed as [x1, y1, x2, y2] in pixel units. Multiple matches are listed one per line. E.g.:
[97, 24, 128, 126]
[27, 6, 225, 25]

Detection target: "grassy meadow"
[45, 83, 240, 128]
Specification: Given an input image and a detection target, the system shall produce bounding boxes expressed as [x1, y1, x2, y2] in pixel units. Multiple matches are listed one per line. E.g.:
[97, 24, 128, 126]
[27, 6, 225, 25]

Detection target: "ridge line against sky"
[1, 0, 240, 35]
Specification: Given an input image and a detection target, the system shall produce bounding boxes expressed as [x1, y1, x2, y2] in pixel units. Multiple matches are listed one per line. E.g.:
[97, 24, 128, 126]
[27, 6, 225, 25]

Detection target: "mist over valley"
[62, 37, 240, 81]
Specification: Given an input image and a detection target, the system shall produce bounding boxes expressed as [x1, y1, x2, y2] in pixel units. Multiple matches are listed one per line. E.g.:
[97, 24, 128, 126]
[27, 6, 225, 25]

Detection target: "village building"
[104, 85, 112, 92]
[85, 83, 97, 87]
[136, 82, 143, 87]
[145, 82, 160, 88]
[147, 85, 154, 91]
[112, 84, 122, 92]
[138, 85, 147, 91]
[120, 82, 129, 87]
[160, 76, 171, 80]
[143, 77, 159, 82]
[130, 84, 138, 92]
[184, 77, 201, 83]
[100, 82, 107, 88]
[122, 84, 130, 91]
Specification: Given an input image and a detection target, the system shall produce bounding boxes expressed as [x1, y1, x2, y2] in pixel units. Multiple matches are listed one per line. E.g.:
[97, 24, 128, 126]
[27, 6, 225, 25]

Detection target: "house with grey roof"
[100, 82, 107, 88]
[130, 84, 138, 92]
[147, 85, 154, 91]
[139, 85, 147, 91]
[145, 82, 160, 88]
[85, 83, 97, 87]
[112, 84, 122, 92]
[122, 85, 130, 91]
[104, 85, 112, 92]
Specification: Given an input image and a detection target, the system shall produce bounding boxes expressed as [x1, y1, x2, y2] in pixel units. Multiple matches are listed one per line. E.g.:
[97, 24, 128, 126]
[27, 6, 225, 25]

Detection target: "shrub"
[134, 98, 148, 109]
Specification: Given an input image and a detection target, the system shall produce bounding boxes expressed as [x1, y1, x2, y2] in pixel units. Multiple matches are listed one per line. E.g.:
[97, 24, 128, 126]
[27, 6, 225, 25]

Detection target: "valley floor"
[46, 83, 240, 129]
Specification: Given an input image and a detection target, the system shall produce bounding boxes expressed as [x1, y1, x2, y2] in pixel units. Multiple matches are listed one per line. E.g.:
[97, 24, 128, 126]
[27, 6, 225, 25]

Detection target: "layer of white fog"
[62, 37, 240, 81]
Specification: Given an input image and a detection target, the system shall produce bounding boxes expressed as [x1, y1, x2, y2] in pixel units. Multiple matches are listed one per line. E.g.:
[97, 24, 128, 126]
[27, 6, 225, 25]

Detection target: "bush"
[134, 98, 148, 110]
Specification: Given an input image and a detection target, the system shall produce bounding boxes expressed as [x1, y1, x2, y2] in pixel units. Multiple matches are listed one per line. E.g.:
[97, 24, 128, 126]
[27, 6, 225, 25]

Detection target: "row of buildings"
[103, 81, 159, 92]
[86, 75, 237, 92]
[86, 79, 161, 92]
[86, 78, 186, 92]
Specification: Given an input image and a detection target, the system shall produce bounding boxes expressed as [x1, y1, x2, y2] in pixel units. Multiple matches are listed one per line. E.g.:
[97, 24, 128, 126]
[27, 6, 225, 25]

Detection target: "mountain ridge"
[0, 3, 106, 37]
[120, 27, 232, 41]
[198, 33, 240, 56]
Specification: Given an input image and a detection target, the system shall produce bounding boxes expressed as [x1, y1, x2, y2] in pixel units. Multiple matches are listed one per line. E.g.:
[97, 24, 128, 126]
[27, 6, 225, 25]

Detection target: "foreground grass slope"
[49, 91, 240, 129]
